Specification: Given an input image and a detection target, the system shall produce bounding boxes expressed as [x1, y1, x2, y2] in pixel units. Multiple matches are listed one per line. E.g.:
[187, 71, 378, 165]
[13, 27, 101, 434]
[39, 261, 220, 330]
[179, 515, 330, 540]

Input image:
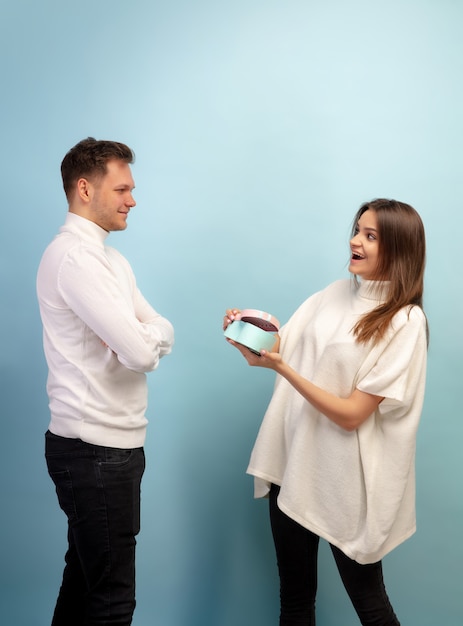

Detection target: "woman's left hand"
[226, 338, 282, 370]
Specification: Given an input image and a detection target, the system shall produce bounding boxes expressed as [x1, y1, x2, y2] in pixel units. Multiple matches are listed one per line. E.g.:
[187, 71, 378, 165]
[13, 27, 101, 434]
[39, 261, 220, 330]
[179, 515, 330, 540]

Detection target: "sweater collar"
[357, 279, 390, 302]
[60, 212, 109, 246]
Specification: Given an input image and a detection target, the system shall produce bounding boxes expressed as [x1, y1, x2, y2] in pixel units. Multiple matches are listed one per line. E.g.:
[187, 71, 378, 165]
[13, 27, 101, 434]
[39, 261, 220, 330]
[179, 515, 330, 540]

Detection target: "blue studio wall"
[1, 1, 462, 625]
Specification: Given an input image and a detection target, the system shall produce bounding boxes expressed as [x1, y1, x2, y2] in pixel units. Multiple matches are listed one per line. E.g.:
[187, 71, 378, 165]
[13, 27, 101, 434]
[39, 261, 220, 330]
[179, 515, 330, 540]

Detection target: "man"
[37, 138, 174, 625]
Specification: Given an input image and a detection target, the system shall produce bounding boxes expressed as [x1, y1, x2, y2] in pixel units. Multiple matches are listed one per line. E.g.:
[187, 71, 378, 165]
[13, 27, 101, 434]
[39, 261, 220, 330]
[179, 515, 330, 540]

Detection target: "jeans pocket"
[48, 469, 78, 522]
[101, 448, 133, 465]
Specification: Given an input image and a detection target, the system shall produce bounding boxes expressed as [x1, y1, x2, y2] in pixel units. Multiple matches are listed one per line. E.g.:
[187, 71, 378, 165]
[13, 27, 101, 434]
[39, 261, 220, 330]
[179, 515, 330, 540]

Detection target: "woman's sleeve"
[356, 306, 427, 416]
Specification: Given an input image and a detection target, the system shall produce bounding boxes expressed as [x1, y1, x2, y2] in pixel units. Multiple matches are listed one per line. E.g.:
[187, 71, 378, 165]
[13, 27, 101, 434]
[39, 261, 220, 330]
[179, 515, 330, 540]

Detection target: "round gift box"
[224, 309, 279, 354]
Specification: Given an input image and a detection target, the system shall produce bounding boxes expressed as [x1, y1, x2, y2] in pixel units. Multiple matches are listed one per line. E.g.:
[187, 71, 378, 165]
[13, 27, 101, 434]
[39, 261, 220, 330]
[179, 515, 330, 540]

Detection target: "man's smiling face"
[88, 159, 136, 232]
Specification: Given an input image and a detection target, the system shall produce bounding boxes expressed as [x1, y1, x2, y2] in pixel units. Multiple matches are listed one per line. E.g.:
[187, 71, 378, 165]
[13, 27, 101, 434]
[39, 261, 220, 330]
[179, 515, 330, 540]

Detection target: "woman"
[224, 199, 427, 626]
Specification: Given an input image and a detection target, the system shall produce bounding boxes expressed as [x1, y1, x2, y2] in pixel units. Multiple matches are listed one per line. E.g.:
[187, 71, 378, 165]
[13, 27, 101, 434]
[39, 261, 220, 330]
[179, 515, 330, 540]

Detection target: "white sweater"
[247, 279, 427, 564]
[37, 213, 174, 448]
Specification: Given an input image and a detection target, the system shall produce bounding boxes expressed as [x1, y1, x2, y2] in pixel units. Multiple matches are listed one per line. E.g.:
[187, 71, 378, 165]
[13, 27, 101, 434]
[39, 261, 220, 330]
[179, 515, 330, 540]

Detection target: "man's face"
[89, 160, 136, 232]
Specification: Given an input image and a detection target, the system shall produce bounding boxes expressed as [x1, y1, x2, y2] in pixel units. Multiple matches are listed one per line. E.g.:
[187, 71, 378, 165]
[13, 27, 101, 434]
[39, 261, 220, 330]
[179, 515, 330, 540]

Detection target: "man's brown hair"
[61, 137, 134, 200]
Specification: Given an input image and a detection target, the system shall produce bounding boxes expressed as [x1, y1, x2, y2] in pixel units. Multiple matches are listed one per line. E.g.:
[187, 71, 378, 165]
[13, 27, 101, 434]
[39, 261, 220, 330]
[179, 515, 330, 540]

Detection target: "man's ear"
[76, 177, 93, 203]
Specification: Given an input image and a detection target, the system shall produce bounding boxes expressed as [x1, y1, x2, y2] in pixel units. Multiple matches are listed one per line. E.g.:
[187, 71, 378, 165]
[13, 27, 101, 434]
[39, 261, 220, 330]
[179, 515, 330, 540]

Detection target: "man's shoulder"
[104, 245, 129, 264]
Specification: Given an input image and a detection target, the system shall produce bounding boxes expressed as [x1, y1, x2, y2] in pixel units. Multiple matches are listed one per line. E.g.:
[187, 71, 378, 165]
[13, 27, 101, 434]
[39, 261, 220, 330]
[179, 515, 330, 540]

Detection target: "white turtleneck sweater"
[247, 279, 427, 564]
[37, 213, 174, 448]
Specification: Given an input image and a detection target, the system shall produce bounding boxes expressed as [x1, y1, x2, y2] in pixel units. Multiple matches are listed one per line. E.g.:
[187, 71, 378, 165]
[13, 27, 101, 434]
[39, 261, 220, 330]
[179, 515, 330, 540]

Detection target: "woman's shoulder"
[394, 303, 426, 325]
[296, 279, 350, 309]
[284, 280, 347, 324]
[389, 304, 427, 343]
[326, 278, 352, 292]
[320, 278, 353, 300]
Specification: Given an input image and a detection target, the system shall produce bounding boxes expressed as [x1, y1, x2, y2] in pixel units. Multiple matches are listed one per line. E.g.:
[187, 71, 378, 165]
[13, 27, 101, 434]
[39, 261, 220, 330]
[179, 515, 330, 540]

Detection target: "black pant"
[269, 484, 400, 626]
[45, 431, 145, 626]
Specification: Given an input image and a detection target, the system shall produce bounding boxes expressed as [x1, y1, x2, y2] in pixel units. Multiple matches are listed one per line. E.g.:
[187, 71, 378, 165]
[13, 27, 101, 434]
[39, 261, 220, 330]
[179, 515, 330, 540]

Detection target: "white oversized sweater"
[247, 279, 427, 564]
[37, 213, 174, 448]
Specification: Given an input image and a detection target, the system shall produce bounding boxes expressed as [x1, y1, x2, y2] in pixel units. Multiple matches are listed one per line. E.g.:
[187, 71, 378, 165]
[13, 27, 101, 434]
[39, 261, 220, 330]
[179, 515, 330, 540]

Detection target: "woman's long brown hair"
[351, 199, 427, 345]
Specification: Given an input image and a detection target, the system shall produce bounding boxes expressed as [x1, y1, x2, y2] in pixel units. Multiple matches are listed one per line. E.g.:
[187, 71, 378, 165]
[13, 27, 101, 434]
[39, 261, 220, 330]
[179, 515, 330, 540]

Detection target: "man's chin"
[111, 222, 128, 232]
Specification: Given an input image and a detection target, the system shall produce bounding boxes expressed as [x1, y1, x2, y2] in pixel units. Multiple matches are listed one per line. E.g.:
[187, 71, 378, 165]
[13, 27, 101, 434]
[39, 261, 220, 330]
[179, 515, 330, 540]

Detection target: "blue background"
[1, 1, 462, 624]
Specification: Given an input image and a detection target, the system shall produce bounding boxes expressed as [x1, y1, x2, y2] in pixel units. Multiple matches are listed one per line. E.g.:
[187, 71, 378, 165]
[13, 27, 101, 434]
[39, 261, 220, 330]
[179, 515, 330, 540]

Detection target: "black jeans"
[269, 484, 400, 626]
[45, 431, 145, 626]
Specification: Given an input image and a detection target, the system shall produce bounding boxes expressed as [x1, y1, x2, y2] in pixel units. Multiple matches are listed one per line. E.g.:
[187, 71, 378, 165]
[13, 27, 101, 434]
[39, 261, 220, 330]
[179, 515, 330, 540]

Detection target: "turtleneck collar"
[357, 279, 390, 302]
[61, 212, 109, 247]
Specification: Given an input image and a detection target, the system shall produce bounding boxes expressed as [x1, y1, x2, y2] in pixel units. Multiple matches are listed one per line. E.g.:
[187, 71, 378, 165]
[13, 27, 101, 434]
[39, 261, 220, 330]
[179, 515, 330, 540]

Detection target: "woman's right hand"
[223, 308, 241, 331]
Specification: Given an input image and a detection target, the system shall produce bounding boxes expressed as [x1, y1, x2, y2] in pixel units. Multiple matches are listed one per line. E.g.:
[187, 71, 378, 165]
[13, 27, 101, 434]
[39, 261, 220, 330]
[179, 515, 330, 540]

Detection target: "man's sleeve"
[58, 245, 174, 373]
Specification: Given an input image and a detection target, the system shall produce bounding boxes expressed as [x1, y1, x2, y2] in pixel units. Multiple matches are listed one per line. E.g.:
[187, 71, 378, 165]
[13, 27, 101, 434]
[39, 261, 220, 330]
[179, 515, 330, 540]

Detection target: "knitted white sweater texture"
[37, 213, 174, 448]
[247, 279, 427, 564]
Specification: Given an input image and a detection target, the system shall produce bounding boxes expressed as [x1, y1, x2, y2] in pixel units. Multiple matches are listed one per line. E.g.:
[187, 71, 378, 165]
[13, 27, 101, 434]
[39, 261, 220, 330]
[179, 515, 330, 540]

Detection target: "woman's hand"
[223, 307, 281, 367]
[223, 308, 241, 331]
[223, 309, 382, 431]
[228, 341, 282, 369]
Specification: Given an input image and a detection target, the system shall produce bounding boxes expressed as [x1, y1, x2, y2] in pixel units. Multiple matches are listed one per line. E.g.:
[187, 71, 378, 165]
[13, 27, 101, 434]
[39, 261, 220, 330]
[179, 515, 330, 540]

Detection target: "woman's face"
[349, 210, 380, 280]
